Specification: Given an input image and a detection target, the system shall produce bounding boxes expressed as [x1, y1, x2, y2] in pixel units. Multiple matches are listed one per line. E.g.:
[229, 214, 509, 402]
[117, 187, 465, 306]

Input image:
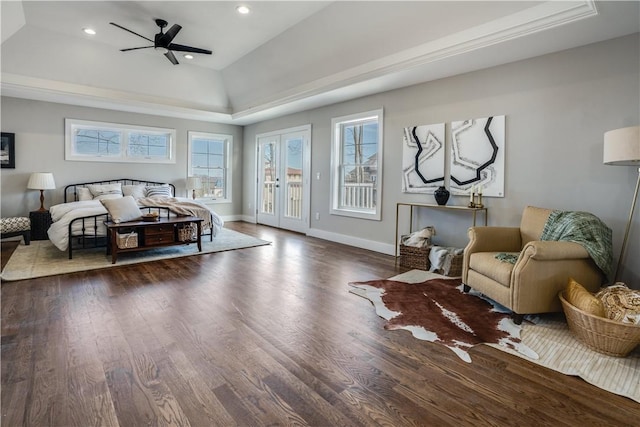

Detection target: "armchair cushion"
[469, 252, 515, 286]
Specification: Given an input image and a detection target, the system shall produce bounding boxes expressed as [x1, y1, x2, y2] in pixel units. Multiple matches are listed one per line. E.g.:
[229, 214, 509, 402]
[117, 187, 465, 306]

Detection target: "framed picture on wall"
[1, 132, 15, 169]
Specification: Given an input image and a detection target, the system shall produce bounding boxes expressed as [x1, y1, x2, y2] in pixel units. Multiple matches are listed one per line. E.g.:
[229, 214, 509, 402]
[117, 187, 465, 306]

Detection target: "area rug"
[1, 228, 270, 281]
[349, 271, 538, 363]
[350, 269, 640, 403]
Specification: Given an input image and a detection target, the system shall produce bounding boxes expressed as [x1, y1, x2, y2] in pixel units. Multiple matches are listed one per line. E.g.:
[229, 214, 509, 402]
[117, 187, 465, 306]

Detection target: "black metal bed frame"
[61, 179, 212, 259]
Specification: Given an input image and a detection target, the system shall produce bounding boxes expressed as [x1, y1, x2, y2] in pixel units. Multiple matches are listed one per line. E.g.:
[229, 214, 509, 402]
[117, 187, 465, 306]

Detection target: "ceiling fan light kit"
[110, 18, 212, 65]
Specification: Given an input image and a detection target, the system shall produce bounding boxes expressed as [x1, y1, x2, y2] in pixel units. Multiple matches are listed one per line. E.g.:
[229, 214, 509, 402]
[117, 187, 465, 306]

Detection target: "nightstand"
[29, 210, 52, 241]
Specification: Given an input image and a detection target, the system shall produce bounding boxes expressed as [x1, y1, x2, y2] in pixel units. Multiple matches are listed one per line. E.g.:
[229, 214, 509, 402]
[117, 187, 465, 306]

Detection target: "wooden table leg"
[111, 229, 118, 264]
[196, 221, 202, 252]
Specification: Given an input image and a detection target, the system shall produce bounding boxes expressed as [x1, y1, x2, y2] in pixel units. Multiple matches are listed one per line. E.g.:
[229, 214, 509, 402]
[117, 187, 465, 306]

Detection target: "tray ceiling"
[1, 1, 638, 125]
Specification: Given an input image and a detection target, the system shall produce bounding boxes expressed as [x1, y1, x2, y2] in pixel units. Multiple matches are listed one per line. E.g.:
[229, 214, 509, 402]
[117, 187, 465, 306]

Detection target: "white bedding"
[47, 198, 224, 251]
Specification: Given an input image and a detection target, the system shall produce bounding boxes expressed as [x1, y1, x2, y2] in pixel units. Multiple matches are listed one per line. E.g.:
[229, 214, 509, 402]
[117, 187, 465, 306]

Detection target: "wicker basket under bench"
[399, 243, 463, 277]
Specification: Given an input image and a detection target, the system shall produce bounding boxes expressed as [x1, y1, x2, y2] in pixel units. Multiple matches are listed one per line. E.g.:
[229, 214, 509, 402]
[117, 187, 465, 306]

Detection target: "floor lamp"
[603, 125, 640, 282]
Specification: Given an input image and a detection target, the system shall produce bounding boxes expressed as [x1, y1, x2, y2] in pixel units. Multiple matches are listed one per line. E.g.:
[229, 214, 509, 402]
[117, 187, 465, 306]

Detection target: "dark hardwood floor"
[1, 222, 638, 426]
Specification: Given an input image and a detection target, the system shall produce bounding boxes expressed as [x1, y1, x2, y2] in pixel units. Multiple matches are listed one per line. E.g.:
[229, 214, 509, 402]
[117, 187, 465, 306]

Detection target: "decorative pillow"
[77, 187, 93, 201]
[145, 184, 172, 198]
[122, 184, 147, 199]
[595, 283, 640, 325]
[100, 196, 142, 224]
[88, 183, 122, 199]
[565, 278, 605, 317]
[94, 193, 123, 201]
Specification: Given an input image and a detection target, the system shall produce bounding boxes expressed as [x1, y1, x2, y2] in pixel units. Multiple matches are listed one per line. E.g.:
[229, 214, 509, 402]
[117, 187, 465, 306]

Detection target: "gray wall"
[0, 99, 244, 218]
[243, 34, 640, 286]
[1, 34, 638, 287]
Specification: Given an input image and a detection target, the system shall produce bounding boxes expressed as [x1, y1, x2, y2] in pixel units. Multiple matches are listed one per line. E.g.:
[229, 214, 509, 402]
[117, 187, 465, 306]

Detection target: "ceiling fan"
[109, 18, 212, 65]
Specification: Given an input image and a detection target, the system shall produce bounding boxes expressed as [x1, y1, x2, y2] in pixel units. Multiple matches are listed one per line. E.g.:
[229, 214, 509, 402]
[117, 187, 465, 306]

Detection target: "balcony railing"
[261, 182, 375, 217]
[341, 183, 375, 209]
[262, 181, 303, 219]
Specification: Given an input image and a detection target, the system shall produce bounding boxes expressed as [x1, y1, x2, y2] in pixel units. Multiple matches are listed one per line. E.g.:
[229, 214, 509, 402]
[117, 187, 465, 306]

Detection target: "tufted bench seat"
[1, 217, 31, 245]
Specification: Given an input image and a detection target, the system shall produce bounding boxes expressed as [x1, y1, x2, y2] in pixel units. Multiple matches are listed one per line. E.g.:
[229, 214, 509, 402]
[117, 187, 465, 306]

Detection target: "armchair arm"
[520, 240, 590, 261]
[466, 226, 522, 253]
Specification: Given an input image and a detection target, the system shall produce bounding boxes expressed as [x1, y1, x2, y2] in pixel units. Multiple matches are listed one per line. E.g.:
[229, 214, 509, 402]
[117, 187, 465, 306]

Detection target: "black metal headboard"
[64, 179, 176, 203]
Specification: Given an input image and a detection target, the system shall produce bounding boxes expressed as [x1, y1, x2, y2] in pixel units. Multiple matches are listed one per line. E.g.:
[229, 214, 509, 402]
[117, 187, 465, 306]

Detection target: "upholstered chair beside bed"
[462, 206, 612, 324]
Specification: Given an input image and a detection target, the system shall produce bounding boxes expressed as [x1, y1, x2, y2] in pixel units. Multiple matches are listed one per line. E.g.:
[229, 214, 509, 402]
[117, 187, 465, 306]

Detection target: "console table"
[394, 202, 488, 259]
[105, 216, 203, 264]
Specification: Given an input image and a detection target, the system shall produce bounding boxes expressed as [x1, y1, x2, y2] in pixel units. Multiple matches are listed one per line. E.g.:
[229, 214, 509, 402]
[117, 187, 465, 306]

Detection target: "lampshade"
[27, 172, 56, 190]
[603, 126, 640, 166]
[186, 176, 202, 189]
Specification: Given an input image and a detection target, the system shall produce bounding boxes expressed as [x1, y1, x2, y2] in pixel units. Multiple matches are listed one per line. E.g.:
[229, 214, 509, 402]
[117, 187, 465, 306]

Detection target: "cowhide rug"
[349, 274, 538, 363]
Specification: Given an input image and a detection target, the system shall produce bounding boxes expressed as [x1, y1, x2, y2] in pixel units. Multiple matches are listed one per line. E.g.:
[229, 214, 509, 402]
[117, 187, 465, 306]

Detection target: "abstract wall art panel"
[449, 116, 505, 197]
[402, 123, 445, 194]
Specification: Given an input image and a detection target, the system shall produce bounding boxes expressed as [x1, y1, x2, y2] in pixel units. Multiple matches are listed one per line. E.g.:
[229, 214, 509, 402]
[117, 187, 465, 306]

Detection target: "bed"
[48, 179, 224, 259]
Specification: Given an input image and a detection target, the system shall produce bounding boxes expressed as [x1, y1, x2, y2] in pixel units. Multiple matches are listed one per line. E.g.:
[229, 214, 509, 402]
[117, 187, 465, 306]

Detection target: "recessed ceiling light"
[82, 28, 96, 35]
[236, 5, 250, 15]
[184, 54, 194, 60]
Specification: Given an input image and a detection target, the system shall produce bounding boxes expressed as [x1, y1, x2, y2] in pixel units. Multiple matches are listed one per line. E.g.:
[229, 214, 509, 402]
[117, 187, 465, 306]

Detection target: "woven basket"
[399, 244, 430, 270]
[116, 231, 138, 249]
[444, 253, 463, 277]
[559, 292, 640, 357]
[177, 224, 197, 242]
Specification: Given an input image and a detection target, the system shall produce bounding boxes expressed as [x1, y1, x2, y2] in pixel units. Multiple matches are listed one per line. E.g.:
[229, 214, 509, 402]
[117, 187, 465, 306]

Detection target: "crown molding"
[1, 73, 235, 124]
[231, 1, 598, 120]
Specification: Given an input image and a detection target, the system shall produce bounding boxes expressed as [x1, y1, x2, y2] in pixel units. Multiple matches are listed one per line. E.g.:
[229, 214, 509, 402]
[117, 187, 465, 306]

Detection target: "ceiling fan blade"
[165, 50, 179, 65]
[109, 22, 154, 43]
[167, 43, 212, 55]
[120, 46, 154, 52]
[158, 24, 182, 46]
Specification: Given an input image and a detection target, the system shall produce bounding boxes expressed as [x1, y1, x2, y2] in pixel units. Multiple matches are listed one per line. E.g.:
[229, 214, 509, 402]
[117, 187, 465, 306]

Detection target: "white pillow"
[100, 196, 142, 224]
[145, 184, 172, 198]
[122, 184, 147, 199]
[94, 193, 123, 201]
[77, 187, 93, 201]
[88, 183, 122, 199]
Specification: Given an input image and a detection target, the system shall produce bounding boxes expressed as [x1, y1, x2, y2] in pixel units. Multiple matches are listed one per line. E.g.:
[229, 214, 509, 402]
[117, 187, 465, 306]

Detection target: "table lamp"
[27, 172, 56, 211]
[603, 125, 640, 282]
[186, 176, 202, 199]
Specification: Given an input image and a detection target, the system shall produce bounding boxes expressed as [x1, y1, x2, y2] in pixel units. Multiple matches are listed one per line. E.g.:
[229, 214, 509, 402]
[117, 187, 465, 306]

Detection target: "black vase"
[434, 186, 450, 205]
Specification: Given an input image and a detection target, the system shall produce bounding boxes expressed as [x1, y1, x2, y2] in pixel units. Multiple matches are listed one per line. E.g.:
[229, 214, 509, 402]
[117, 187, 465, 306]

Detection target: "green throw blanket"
[495, 210, 613, 279]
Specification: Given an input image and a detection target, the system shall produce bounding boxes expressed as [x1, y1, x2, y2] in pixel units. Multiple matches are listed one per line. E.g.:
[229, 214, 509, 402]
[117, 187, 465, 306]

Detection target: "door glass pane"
[284, 137, 303, 219]
[261, 142, 276, 215]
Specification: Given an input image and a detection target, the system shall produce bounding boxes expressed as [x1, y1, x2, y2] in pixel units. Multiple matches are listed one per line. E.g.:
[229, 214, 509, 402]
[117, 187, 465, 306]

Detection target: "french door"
[256, 126, 311, 234]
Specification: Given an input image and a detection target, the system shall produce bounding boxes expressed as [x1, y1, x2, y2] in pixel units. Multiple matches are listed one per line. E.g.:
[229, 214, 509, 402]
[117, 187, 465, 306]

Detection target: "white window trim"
[187, 131, 233, 204]
[65, 118, 176, 164]
[330, 108, 384, 221]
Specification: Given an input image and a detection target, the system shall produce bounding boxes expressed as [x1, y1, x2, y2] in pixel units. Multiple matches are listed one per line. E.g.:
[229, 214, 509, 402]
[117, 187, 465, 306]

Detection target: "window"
[188, 131, 233, 203]
[65, 119, 176, 164]
[330, 108, 383, 220]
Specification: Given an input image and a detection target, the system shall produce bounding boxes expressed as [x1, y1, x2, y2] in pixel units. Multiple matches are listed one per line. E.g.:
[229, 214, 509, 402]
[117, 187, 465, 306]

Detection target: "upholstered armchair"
[462, 206, 609, 324]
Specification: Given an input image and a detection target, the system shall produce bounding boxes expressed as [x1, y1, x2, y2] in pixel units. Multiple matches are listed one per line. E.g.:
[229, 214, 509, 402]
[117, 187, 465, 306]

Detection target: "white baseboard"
[227, 218, 395, 256]
[221, 214, 251, 222]
[306, 228, 395, 256]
